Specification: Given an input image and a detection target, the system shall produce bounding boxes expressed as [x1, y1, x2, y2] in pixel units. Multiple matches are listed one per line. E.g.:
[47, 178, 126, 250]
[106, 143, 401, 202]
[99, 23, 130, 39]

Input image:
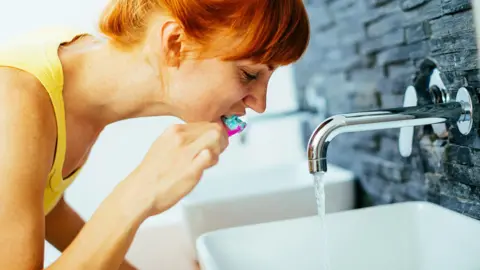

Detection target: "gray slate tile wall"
[294, 0, 480, 219]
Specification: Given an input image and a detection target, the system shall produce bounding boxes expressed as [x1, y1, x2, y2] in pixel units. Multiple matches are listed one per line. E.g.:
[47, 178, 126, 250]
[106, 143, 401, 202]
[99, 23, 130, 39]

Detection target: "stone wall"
[294, 0, 480, 219]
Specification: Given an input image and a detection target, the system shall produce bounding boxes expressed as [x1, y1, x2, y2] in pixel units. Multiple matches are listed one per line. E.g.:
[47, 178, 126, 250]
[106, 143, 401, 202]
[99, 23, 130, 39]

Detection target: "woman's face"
[166, 57, 274, 123]
[149, 20, 276, 123]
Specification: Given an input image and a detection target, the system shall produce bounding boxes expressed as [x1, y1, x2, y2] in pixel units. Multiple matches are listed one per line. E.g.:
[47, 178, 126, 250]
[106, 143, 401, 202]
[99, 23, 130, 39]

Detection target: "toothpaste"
[221, 115, 247, 137]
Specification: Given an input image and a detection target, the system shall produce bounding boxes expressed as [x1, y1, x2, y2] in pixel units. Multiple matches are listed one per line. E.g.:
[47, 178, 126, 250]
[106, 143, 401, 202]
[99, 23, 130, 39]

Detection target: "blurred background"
[2, 0, 480, 268]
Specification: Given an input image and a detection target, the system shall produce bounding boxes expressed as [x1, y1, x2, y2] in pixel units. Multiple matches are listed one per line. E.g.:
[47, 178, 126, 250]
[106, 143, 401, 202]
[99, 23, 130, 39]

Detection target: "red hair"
[99, 0, 310, 66]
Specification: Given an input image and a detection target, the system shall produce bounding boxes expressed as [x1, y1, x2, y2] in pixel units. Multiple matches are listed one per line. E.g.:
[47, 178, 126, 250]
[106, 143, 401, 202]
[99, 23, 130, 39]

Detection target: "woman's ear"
[161, 21, 184, 67]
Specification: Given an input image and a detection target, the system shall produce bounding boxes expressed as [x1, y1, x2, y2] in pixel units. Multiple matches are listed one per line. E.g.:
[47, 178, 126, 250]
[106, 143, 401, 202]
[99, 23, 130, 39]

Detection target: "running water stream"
[313, 173, 331, 270]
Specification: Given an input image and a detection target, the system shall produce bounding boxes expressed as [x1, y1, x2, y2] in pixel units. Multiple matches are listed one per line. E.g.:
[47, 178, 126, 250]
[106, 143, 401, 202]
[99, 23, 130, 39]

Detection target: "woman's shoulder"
[0, 66, 57, 145]
[0, 26, 88, 96]
[0, 66, 57, 173]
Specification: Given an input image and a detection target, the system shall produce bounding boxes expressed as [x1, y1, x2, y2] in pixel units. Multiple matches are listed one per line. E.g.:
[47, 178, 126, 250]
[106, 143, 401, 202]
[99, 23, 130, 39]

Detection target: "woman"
[0, 0, 309, 269]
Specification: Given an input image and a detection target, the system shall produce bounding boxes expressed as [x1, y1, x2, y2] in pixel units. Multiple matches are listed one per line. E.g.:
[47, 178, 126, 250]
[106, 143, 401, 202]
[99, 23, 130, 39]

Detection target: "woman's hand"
[126, 122, 229, 216]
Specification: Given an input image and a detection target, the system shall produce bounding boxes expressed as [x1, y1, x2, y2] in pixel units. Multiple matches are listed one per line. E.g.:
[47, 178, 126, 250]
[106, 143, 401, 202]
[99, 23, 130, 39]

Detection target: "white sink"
[196, 201, 480, 270]
[181, 161, 355, 257]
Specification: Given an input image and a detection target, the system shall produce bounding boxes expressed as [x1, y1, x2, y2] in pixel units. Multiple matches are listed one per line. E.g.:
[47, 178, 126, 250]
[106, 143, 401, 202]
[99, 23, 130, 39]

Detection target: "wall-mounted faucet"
[307, 68, 474, 174]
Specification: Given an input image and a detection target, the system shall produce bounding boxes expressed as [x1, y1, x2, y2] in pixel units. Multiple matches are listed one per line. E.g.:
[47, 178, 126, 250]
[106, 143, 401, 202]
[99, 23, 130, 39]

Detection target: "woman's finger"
[188, 123, 228, 158]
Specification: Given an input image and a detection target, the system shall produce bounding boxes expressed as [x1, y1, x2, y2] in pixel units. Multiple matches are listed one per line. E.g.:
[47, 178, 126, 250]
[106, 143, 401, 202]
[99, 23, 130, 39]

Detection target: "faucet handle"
[428, 69, 450, 138]
[399, 68, 452, 157]
[398, 85, 418, 157]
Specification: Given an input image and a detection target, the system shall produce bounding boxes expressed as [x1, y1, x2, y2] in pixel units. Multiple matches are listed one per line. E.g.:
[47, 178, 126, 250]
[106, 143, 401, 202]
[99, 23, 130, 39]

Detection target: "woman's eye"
[242, 71, 258, 81]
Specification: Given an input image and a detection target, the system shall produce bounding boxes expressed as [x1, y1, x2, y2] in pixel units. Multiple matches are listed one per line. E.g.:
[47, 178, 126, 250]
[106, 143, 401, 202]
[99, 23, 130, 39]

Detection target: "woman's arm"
[0, 68, 57, 269]
[45, 197, 84, 253]
[47, 179, 150, 269]
[0, 68, 149, 269]
[45, 197, 138, 269]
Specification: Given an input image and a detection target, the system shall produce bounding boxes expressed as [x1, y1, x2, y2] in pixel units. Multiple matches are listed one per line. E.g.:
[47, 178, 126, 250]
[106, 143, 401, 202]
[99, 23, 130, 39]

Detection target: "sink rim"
[196, 200, 480, 250]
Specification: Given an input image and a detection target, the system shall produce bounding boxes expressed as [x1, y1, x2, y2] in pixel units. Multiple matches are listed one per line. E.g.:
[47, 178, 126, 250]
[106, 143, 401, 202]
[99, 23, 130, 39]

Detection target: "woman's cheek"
[234, 83, 250, 101]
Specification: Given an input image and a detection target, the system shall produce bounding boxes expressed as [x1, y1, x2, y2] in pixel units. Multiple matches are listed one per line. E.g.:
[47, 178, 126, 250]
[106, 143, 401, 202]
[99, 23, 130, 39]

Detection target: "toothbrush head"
[221, 115, 247, 137]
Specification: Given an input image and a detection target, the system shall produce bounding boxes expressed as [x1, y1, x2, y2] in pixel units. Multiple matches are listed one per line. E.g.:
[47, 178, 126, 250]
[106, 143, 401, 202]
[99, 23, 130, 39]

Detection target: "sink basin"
[196, 201, 480, 270]
[181, 161, 355, 257]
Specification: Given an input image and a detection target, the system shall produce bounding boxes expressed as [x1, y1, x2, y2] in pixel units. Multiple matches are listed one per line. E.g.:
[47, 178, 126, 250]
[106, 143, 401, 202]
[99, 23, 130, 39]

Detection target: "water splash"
[314, 172, 331, 270]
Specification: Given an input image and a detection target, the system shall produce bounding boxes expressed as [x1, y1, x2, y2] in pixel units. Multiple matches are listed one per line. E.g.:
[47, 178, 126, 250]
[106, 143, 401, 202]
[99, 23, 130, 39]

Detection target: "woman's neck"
[59, 34, 175, 131]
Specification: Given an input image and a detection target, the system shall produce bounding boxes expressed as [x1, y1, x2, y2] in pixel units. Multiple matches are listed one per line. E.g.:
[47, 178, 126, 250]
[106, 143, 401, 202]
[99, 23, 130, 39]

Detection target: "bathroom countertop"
[127, 221, 200, 270]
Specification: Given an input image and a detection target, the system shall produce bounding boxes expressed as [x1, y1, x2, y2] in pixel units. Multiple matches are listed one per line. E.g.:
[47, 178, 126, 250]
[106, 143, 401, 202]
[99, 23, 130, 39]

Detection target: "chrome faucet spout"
[307, 96, 472, 174]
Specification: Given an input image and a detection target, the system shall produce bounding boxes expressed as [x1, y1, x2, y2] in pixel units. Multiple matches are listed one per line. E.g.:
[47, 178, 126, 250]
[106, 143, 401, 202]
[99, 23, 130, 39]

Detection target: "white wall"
[0, 0, 304, 266]
[0, 0, 105, 42]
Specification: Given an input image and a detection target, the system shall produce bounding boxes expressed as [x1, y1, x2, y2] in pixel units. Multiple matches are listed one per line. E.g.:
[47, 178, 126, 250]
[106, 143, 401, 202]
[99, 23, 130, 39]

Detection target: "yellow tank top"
[0, 27, 86, 215]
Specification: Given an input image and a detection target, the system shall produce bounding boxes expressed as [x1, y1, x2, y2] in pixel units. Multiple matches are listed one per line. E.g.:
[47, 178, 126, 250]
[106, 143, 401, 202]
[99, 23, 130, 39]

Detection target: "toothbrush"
[221, 115, 247, 137]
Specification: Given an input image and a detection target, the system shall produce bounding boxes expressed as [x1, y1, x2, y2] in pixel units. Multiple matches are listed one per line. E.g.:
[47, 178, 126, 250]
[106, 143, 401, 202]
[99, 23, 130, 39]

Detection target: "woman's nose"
[244, 90, 267, 114]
